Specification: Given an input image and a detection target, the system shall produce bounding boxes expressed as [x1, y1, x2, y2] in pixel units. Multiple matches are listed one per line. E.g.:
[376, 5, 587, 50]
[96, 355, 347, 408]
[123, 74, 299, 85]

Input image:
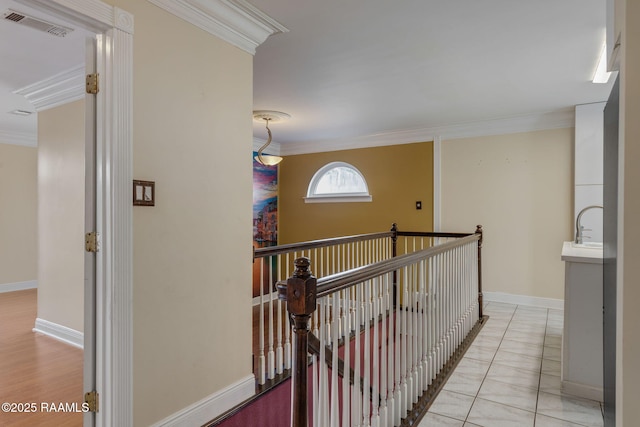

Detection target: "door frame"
[19, 1, 134, 425]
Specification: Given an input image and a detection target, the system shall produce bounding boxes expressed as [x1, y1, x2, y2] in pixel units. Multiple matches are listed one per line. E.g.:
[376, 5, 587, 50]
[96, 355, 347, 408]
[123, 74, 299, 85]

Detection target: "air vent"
[3, 9, 73, 37]
[10, 110, 34, 116]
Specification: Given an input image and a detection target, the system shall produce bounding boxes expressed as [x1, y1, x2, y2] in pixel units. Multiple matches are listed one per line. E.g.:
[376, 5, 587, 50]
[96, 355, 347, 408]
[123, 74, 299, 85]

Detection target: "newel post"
[277, 257, 317, 427]
[475, 225, 484, 318]
[391, 223, 398, 307]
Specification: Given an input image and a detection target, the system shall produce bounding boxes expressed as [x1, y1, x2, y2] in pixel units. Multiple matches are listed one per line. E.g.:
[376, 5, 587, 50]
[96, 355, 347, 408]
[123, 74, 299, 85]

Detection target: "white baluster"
[416, 264, 420, 409]
[318, 298, 327, 427]
[353, 282, 362, 427]
[284, 254, 292, 371]
[394, 269, 402, 426]
[330, 293, 339, 427]
[267, 260, 275, 380]
[380, 274, 389, 427]
[342, 289, 351, 427]
[401, 267, 409, 418]
[312, 349, 318, 427]
[258, 259, 266, 385]
[363, 280, 371, 426]
[371, 278, 380, 427]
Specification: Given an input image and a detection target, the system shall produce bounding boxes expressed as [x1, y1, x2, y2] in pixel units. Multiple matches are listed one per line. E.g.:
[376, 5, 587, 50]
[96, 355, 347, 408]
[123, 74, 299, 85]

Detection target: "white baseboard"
[33, 318, 83, 349]
[483, 291, 564, 310]
[0, 280, 37, 293]
[561, 379, 603, 402]
[150, 374, 255, 427]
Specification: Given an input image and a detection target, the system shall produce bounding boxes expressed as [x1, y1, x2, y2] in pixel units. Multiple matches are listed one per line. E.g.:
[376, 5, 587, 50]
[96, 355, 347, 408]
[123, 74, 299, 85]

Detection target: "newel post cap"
[277, 257, 317, 316]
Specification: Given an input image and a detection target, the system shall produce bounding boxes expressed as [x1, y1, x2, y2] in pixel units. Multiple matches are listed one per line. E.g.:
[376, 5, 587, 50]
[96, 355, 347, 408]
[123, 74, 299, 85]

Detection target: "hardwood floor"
[0, 289, 83, 427]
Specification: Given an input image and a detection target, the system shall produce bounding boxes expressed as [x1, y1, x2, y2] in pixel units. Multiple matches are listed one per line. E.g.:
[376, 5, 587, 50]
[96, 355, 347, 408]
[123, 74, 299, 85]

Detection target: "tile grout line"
[462, 302, 516, 424]
[532, 307, 549, 426]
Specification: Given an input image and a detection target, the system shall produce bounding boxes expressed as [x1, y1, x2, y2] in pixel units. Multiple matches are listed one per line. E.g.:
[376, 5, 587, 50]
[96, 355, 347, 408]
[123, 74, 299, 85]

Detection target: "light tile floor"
[420, 302, 604, 427]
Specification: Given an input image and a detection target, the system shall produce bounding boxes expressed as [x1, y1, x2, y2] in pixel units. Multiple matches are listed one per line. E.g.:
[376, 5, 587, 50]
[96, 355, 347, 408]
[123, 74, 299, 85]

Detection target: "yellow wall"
[105, 1, 254, 425]
[0, 144, 37, 286]
[441, 128, 574, 300]
[37, 100, 85, 332]
[279, 142, 434, 243]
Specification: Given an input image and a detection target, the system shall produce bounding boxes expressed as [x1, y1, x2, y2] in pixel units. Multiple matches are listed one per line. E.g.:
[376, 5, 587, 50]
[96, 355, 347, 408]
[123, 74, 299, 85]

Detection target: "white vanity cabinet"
[561, 241, 603, 402]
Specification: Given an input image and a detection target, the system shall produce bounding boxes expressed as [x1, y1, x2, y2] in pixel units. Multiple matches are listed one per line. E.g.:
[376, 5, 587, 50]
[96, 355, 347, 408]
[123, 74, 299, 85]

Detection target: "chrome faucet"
[575, 205, 603, 244]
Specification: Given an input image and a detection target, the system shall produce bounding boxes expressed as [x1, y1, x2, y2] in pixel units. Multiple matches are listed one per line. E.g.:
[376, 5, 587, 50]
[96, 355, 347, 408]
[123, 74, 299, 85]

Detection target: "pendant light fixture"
[253, 110, 290, 166]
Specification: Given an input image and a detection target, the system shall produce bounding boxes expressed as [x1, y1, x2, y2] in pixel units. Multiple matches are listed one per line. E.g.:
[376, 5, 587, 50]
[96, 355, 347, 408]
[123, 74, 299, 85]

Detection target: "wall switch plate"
[416, 201, 422, 210]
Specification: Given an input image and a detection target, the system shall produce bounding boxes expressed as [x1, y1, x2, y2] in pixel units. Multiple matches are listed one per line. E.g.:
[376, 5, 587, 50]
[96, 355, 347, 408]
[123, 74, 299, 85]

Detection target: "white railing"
[253, 230, 393, 385]
[277, 230, 483, 427]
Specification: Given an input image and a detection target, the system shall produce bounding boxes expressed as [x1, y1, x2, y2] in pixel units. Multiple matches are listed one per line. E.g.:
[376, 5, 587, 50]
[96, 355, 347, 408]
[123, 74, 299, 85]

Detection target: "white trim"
[98, 25, 134, 427]
[281, 109, 576, 156]
[0, 130, 38, 147]
[433, 136, 441, 232]
[484, 291, 564, 310]
[13, 64, 85, 112]
[561, 379, 603, 402]
[21, 2, 135, 427]
[149, 375, 255, 427]
[0, 280, 37, 293]
[305, 161, 372, 203]
[304, 195, 372, 203]
[147, 0, 287, 55]
[33, 317, 84, 349]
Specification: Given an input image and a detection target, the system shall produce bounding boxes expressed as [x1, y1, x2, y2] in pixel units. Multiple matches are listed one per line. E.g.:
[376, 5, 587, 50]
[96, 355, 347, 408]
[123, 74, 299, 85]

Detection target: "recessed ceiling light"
[9, 109, 34, 116]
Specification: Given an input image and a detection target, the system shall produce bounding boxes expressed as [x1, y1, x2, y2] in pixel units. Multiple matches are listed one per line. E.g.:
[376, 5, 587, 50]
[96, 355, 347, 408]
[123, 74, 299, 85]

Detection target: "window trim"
[304, 161, 372, 203]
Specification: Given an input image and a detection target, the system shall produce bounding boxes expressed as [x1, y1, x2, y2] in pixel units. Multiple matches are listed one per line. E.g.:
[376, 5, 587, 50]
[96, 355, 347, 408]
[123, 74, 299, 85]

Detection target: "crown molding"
[280, 109, 576, 156]
[253, 137, 281, 155]
[147, 0, 288, 55]
[16, 0, 133, 33]
[0, 130, 38, 147]
[14, 64, 85, 112]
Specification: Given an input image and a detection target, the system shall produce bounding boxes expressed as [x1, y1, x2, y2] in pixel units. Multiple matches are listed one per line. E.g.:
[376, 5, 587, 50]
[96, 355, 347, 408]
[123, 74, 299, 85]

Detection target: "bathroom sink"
[571, 241, 603, 249]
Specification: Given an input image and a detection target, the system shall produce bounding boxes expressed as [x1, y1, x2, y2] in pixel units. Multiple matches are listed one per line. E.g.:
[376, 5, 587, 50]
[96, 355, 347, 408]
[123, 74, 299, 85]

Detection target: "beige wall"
[279, 142, 434, 243]
[441, 128, 574, 300]
[105, 1, 254, 425]
[620, 0, 640, 422]
[0, 144, 37, 286]
[37, 100, 85, 332]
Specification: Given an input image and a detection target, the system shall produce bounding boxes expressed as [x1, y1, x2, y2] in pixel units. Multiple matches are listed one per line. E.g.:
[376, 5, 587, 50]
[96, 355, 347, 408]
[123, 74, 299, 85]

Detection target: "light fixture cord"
[257, 118, 272, 165]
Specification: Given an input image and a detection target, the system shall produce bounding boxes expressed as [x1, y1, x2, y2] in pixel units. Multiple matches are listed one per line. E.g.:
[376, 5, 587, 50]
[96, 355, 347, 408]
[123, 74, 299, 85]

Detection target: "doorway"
[1, 0, 134, 425]
[0, 2, 96, 425]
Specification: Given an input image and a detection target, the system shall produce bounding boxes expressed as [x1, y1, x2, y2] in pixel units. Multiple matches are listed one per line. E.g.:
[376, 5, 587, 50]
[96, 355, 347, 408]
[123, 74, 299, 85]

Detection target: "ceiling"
[1, 0, 614, 151]
[0, 0, 89, 143]
[251, 0, 614, 151]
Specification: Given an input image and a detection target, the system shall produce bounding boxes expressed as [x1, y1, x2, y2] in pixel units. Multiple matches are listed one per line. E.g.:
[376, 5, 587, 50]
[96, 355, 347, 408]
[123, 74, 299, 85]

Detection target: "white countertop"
[561, 241, 603, 264]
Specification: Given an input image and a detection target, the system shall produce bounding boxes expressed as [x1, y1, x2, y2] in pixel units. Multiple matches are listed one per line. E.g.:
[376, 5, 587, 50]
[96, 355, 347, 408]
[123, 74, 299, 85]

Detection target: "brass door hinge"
[84, 390, 99, 412]
[85, 232, 100, 253]
[86, 73, 99, 94]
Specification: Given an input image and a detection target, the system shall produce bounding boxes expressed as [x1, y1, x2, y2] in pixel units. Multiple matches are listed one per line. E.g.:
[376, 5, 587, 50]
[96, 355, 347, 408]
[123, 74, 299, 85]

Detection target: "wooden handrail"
[397, 231, 474, 239]
[254, 228, 470, 260]
[315, 233, 480, 298]
[254, 231, 393, 259]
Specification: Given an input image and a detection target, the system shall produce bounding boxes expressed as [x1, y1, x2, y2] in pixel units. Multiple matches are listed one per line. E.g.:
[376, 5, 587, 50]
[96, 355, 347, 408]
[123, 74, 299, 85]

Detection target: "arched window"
[305, 162, 372, 203]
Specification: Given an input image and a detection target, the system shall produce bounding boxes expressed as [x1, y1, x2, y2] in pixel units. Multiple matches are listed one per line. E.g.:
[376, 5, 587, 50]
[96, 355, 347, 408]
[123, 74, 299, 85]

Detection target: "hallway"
[422, 302, 604, 427]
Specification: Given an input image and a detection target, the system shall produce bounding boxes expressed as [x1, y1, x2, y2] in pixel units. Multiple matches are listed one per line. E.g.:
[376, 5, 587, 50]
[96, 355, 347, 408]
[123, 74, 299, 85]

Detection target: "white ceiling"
[0, 0, 87, 142]
[1, 0, 614, 151]
[251, 0, 614, 150]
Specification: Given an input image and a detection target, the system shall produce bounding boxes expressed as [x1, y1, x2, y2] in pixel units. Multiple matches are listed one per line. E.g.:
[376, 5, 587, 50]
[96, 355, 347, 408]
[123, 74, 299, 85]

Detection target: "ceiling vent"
[3, 9, 73, 37]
